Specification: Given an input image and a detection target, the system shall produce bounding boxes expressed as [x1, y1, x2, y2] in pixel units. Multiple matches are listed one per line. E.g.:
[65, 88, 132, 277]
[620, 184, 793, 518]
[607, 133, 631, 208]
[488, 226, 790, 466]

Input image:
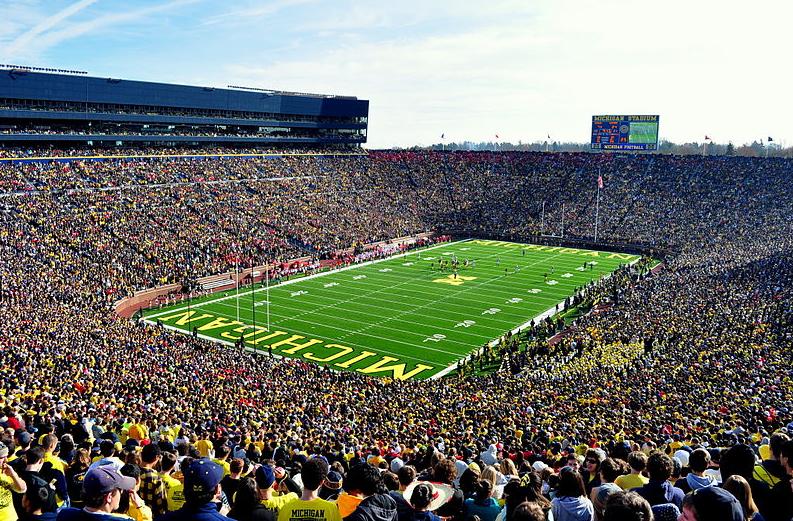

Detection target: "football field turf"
[143, 239, 640, 380]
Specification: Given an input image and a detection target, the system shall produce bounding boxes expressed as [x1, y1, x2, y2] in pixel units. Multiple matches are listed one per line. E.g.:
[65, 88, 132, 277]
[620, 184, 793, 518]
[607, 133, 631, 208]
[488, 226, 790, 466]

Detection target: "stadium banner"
[0, 151, 368, 165]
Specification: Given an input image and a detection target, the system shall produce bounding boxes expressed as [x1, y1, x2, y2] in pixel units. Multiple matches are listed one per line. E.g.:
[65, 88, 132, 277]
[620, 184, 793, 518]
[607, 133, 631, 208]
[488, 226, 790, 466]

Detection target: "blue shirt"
[462, 497, 501, 521]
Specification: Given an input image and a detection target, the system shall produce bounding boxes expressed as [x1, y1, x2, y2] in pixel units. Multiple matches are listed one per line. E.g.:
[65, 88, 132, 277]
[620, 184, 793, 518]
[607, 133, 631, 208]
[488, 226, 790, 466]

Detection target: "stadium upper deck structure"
[0, 65, 368, 150]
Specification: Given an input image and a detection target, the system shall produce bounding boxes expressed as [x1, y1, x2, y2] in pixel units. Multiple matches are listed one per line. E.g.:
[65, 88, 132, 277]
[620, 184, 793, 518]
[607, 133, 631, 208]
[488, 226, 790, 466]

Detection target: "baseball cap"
[691, 487, 743, 521]
[255, 464, 276, 489]
[83, 467, 136, 496]
[184, 459, 225, 494]
[324, 471, 343, 490]
[15, 431, 31, 447]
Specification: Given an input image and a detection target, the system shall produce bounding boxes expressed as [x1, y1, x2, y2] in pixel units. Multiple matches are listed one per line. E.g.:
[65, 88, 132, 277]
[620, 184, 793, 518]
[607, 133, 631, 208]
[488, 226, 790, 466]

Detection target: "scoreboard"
[591, 115, 659, 151]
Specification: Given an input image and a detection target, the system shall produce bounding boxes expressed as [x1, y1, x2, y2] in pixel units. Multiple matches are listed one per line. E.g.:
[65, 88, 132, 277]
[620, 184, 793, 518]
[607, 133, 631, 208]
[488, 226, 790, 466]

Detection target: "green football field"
[142, 239, 640, 380]
[629, 122, 659, 144]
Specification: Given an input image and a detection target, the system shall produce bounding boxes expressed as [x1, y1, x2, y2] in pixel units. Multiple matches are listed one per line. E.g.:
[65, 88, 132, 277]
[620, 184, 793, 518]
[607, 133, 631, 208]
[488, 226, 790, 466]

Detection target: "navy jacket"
[157, 501, 233, 521]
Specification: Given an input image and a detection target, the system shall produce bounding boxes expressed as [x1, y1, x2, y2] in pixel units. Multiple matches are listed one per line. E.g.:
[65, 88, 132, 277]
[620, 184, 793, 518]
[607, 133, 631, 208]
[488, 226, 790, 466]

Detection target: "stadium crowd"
[0, 147, 791, 520]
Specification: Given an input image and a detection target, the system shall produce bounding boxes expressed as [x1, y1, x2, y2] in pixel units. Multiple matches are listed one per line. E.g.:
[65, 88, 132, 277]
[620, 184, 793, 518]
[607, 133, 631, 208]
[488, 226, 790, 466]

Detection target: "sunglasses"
[586, 459, 598, 464]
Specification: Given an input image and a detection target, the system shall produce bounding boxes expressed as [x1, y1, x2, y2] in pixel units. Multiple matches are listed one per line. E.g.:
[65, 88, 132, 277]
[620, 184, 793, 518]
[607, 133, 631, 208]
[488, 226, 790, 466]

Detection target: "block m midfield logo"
[432, 275, 476, 286]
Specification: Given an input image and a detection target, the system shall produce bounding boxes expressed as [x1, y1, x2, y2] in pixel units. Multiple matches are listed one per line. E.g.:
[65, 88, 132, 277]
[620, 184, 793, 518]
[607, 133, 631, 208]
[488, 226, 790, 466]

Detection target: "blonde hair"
[501, 458, 518, 477]
[480, 465, 502, 499]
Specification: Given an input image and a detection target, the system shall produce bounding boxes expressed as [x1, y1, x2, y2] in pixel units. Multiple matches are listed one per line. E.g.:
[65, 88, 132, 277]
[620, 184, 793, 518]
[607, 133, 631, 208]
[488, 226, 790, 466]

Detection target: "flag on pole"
[768, 136, 774, 142]
[597, 175, 604, 189]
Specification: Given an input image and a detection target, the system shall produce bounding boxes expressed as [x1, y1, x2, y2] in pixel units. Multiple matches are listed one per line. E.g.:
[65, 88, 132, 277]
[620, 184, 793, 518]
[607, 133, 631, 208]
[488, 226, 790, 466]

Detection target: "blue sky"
[1, 0, 791, 149]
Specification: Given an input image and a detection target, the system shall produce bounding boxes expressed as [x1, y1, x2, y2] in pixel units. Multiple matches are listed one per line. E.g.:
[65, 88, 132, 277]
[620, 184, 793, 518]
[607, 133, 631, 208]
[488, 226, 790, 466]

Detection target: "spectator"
[257, 465, 298, 516]
[220, 458, 246, 507]
[678, 487, 743, 521]
[65, 449, 91, 509]
[631, 452, 684, 509]
[601, 491, 652, 521]
[228, 476, 276, 521]
[19, 480, 57, 521]
[157, 458, 231, 520]
[614, 453, 648, 492]
[764, 440, 793, 521]
[720, 445, 770, 517]
[589, 458, 623, 521]
[722, 475, 765, 521]
[55, 466, 144, 521]
[462, 480, 500, 521]
[402, 482, 453, 521]
[14, 447, 57, 516]
[89, 441, 124, 472]
[388, 465, 417, 521]
[277, 458, 341, 521]
[752, 433, 789, 487]
[138, 444, 168, 518]
[580, 450, 603, 496]
[675, 449, 717, 494]
[160, 451, 185, 512]
[550, 468, 593, 521]
[512, 502, 546, 521]
[345, 464, 397, 521]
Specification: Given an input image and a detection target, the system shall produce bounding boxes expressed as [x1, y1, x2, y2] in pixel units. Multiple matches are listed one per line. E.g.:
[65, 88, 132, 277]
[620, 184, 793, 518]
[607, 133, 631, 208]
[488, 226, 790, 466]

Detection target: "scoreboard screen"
[591, 115, 659, 151]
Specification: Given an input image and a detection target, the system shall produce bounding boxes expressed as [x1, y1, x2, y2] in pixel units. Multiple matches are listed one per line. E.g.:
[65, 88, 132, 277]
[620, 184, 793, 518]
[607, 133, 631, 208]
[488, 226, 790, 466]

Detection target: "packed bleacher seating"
[0, 147, 791, 520]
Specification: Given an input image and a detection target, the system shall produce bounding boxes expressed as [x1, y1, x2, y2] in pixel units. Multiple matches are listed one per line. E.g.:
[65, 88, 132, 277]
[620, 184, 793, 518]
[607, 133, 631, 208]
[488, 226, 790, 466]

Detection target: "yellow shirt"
[128, 423, 149, 441]
[196, 439, 213, 458]
[212, 459, 231, 477]
[277, 498, 342, 521]
[262, 492, 299, 515]
[127, 501, 154, 521]
[44, 453, 66, 474]
[162, 474, 185, 512]
[0, 474, 17, 521]
[614, 473, 649, 491]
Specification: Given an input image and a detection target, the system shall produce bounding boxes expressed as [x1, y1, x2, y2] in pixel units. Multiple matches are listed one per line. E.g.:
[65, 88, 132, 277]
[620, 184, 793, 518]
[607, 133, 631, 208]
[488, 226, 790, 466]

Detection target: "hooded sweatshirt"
[685, 473, 717, 491]
[346, 493, 398, 521]
[481, 445, 499, 466]
[551, 496, 594, 521]
[633, 479, 685, 509]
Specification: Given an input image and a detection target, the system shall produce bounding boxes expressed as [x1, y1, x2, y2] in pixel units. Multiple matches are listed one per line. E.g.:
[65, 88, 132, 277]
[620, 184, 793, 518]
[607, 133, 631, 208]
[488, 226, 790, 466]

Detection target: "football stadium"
[0, 23, 792, 521]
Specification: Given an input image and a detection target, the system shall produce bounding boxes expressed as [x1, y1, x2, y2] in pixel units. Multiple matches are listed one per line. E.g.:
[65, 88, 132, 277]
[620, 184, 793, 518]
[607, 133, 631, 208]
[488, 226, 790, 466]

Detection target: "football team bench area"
[143, 239, 642, 380]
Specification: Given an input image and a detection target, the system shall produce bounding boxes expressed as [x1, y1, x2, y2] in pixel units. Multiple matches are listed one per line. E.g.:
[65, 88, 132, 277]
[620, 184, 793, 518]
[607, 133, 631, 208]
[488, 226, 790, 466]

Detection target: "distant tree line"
[396, 139, 792, 157]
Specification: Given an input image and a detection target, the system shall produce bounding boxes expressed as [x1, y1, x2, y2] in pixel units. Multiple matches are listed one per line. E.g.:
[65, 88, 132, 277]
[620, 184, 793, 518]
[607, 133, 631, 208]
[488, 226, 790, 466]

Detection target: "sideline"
[143, 238, 466, 319]
[431, 253, 643, 379]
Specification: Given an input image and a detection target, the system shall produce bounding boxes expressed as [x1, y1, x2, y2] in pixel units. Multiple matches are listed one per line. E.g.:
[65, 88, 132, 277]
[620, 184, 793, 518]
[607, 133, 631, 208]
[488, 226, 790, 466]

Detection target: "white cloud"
[200, 0, 321, 26]
[1, 0, 205, 63]
[0, 0, 99, 60]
